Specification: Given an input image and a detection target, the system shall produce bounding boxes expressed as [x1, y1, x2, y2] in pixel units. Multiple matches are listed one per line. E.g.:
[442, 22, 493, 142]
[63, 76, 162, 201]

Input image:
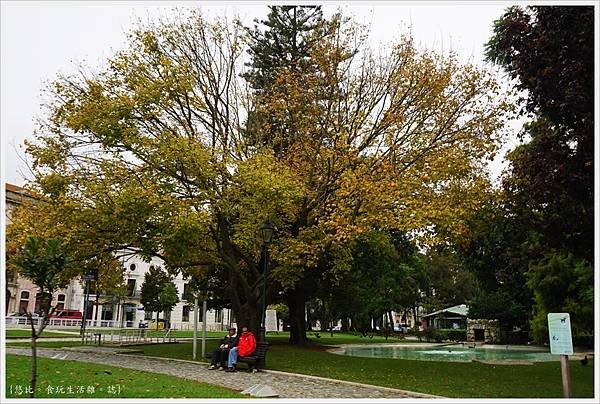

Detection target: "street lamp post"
[80, 268, 98, 343]
[259, 220, 275, 343]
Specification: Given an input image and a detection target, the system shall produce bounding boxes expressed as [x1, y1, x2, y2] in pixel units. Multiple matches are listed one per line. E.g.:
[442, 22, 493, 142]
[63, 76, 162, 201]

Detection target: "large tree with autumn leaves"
[7, 8, 512, 344]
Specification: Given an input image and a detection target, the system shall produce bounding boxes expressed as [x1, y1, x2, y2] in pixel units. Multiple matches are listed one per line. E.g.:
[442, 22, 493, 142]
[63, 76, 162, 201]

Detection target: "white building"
[5, 183, 233, 330]
[69, 255, 234, 330]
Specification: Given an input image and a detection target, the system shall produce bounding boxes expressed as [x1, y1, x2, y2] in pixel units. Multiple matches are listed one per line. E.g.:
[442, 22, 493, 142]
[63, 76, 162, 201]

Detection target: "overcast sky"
[1, 1, 523, 186]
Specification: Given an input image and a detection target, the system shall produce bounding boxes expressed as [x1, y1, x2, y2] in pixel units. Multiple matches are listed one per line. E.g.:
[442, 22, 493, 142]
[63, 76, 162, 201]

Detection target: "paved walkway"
[6, 347, 439, 399]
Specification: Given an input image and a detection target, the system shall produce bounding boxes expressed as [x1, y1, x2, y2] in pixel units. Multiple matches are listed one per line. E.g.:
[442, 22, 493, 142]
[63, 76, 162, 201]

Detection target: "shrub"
[415, 328, 467, 342]
[421, 328, 443, 342]
[572, 335, 594, 348]
[438, 329, 467, 342]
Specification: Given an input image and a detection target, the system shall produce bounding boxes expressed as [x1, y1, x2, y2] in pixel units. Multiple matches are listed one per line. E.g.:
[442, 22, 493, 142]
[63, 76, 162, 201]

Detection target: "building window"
[101, 305, 114, 321]
[145, 311, 154, 320]
[182, 305, 191, 322]
[19, 291, 30, 314]
[127, 279, 136, 296]
[129, 263, 136, 272]
[34, 293, 45, 314]
[56, 294, 66, 310]
[6, 289, 11, 315]
[182, 283, 192, 301]
[123, 304, 135, 323]
[215, 309, 222, 323]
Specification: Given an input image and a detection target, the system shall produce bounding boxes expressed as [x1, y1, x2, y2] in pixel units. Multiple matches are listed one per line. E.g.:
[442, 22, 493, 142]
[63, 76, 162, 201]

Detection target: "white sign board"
[548, 313, 573, 355]
[265, 309, 278, 332]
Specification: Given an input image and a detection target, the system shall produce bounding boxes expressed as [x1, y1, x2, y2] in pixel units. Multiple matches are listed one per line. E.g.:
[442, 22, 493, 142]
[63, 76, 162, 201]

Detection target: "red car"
[50, 310, 83, 320]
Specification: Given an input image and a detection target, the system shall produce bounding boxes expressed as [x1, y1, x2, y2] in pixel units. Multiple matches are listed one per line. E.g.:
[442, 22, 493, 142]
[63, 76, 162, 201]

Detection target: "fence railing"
[149, 321, 228, 332]
[81, 328, 177, 346]
[6, 316, 231, 332]
[5, 316, 135, 328]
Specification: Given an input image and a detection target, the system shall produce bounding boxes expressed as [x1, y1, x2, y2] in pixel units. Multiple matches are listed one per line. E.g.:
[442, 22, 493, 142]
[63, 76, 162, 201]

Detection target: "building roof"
[422, 304, 469, 318]
[5, 182, 36, 206]
[6, 183, 25, 193]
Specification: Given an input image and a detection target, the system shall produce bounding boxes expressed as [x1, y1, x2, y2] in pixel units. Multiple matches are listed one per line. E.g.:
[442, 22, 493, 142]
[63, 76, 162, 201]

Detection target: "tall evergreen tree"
[243, 6, 330, 344]
[243, 6, 329, 156]
[244, 6, 325, 89]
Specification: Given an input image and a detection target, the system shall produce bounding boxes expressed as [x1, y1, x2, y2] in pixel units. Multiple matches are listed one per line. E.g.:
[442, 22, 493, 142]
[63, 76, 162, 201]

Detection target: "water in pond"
[336, 345, 557, 362]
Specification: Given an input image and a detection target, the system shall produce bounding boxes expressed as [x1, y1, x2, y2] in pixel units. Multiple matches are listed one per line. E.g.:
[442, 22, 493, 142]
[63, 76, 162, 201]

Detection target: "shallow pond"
[335, 344, 558, 362]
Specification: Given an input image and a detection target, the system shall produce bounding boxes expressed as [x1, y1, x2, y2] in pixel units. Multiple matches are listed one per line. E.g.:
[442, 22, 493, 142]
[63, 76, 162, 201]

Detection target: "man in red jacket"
[226, 326, 256, 372]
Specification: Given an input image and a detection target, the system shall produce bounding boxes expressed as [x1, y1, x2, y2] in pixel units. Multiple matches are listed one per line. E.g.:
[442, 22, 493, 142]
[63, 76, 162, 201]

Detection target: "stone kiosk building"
[421, 303, 500, 343]
[421, 304, 468, 330]
[466, 319, 500, 343]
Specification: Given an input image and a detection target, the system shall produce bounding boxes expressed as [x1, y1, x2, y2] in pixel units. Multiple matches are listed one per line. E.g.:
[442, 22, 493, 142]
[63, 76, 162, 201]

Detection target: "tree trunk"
[28, 298, 53, 398]
[30, 335, 37, 398]
[95, 289, 100, 325]
[412, 304, 418, 330]
[320, 317, 328, 332]
[287, 288, 308, 345]
[28, 314, 38, 398]
[233, 301, 261, 334]
[341, 317, 349, 332]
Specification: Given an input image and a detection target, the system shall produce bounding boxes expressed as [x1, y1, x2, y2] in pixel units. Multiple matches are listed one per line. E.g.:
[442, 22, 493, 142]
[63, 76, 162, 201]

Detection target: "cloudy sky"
[1, 1, 523, 186]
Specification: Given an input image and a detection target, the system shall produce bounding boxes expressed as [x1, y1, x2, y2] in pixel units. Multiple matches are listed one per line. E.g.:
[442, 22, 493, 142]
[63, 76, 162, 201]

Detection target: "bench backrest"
[254, 341, 269, 358]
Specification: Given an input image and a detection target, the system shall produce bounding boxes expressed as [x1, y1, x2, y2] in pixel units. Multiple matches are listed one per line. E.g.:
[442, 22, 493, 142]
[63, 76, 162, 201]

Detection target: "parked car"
[50, 310, 83, 320]
[6, 312, 41, 325]
[7, 312, 39, 317]
[394, 324, 409, 333]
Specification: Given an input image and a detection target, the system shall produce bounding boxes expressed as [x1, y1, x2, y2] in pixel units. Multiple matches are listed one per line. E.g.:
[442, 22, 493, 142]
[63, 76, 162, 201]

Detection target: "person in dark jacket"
[208, 327, 238, 370]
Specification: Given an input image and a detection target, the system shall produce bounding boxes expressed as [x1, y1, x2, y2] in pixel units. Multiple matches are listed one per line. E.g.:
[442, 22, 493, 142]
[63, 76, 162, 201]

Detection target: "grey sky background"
[2, 1, 522, 186]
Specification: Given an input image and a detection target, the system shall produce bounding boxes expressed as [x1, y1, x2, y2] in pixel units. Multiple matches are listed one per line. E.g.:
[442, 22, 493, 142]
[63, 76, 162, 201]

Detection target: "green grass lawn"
[130, 340, 595, 398]
[6, 329, 78, 338]
[5, 354, 244, 398]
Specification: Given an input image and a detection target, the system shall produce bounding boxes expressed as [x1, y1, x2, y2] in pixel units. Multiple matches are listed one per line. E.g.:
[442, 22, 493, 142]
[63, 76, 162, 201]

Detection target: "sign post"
[192, 296, 198, 360]
[201, 299, 207, 358]
[80, 269, 98, 343]
[548, 313, 573, 398]
[265, 309, 278, 333]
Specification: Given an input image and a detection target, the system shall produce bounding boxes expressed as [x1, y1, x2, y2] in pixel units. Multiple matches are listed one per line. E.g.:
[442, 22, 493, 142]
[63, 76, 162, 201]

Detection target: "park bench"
[238, 341, 269, 371]
[205, 341, 269, 372]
